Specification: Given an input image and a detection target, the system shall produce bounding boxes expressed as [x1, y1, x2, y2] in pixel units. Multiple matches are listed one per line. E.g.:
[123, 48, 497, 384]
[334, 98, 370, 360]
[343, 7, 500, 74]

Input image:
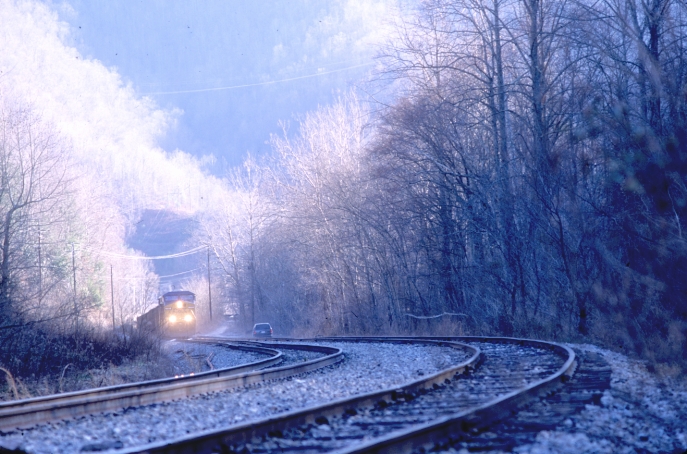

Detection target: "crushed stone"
[514, 343, 687, 454]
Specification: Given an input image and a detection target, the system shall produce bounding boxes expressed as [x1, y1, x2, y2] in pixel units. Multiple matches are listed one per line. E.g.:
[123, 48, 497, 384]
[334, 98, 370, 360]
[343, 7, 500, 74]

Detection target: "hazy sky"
[56, 0, 402, 171]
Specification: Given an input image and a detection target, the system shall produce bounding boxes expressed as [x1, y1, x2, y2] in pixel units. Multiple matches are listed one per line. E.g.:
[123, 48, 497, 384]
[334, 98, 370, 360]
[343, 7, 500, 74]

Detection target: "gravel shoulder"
[512, 343, 687, 454]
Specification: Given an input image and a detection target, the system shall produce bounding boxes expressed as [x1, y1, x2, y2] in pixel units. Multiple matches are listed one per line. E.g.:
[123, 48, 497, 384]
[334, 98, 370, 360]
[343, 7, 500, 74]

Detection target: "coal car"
[137, 290, 196, 338]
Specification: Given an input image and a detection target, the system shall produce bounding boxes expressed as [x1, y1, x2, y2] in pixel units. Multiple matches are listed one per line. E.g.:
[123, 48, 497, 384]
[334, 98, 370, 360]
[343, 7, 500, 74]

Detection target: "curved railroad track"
[430, 347, 612, 453]
[0, 336, 608, 454]
[0, 340, 341, 431]
[115, 337, 575, 454]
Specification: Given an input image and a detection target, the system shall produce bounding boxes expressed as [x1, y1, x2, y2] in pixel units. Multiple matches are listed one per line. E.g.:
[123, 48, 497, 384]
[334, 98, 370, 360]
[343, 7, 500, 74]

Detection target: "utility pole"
[110, 265, 115, 331]
[207, 246, 213, 321]
[72, 243, 77, 333]
[37, 224, 42, 298]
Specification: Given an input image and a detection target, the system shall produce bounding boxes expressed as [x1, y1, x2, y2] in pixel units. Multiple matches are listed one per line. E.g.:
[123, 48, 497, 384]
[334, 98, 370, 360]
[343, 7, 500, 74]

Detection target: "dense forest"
[203, 0, 687, 372]
[0, 0, 685, 388]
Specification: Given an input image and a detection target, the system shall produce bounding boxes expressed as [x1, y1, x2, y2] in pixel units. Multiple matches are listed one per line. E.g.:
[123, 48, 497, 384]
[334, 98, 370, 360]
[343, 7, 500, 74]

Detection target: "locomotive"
[137, 290, 197, 338]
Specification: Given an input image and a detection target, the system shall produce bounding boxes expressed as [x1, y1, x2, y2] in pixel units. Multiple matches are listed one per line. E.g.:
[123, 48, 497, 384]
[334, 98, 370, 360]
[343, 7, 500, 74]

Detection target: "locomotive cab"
[159, 291, 197, 337]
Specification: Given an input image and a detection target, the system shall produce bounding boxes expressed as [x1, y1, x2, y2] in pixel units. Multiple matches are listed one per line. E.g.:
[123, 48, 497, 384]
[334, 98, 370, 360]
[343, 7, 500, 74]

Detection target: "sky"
[55, 0, 403, 172]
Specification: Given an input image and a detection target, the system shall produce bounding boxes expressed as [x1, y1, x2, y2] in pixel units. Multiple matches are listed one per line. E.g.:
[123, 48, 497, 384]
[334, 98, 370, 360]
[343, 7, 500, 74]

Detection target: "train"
[137, 290, 197, 337]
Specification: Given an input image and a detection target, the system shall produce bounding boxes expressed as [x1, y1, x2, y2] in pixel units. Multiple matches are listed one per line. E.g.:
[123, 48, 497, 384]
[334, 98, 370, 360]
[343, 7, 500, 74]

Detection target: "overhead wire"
[85, 245, 206, 260]
[141, 62, 374, 95]
[113, 267, 203, 281]
[136, 57, 371, 89]
[158, 268, 203, 279]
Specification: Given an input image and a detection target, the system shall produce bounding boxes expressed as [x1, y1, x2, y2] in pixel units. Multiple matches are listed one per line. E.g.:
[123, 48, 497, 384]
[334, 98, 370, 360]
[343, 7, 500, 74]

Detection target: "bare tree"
[0, 103, 71, 325]
[187, 0, 687, 370]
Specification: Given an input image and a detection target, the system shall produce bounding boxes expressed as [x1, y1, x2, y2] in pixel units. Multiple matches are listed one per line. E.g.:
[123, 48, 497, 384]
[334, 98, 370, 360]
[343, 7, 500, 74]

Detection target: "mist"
[0, 0, 685, 385]
[56, 0, 405, 169]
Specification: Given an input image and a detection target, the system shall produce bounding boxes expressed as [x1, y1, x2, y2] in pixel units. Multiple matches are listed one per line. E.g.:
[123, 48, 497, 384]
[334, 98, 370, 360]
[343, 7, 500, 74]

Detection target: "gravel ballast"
[6, 339, 676, 454]
[163, 341, 270, 375]
[511, 343, 687, 454]
[0, 341, 470, 454]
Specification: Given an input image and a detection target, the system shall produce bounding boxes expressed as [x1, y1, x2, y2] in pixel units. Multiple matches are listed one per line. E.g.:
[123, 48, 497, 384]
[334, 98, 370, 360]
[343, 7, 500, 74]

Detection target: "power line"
[87, 246, 206, 261]
[158, 268, 203, 279]
[114, 270, 200, 281]
[136, 57, 370, 89]
[141, 62, 373, 95]
[113, 267, 202, 281]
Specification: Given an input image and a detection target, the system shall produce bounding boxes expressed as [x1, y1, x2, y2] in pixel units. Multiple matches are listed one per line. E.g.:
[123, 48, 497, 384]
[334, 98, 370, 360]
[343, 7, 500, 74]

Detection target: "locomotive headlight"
[184, 314, 193, 323]
[168, 314, 178, 323]
[176, 301, 184, 309]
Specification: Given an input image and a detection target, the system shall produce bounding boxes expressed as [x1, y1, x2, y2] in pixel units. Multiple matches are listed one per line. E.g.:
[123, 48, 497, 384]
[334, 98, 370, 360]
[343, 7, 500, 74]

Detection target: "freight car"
[137, 290, 197, 338]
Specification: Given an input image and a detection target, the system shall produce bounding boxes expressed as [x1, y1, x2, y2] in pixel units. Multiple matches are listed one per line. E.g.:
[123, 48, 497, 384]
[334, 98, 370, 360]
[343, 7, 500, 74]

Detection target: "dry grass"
[0, 354, 178, 402]
[0, 367, 18, 400]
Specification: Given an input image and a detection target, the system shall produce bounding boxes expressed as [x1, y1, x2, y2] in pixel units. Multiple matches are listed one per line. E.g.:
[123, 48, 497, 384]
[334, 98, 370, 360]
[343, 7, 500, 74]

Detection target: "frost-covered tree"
[0, 103, 71, 325]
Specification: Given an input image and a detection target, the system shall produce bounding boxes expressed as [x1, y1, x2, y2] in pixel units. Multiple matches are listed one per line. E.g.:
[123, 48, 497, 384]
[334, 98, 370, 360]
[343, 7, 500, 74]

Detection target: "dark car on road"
[252, 322, 273, 338]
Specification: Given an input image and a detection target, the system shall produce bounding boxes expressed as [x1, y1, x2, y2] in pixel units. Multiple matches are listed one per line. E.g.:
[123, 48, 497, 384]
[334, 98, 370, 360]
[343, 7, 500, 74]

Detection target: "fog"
[57, 0, 403, 169]
[1, 0, 685, 379]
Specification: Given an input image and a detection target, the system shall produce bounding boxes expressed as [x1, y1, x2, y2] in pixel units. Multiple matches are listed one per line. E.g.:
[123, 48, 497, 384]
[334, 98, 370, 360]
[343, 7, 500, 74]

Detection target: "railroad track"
[0, 337, 598, 454]
[0, 340, 342, 431]
[118, 337, 575, 454]
[433, 347, 612, 452]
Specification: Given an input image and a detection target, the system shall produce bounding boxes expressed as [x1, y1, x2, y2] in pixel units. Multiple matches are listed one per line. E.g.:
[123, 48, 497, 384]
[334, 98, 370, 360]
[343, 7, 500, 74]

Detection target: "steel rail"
[0, 341, 342, 431]
[331, 336, 577, 454]
[119, 337, 574, 454]
[0, 341, 281, 414]
[0, 340, 282, 430]
[119, 338, 480, 454]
